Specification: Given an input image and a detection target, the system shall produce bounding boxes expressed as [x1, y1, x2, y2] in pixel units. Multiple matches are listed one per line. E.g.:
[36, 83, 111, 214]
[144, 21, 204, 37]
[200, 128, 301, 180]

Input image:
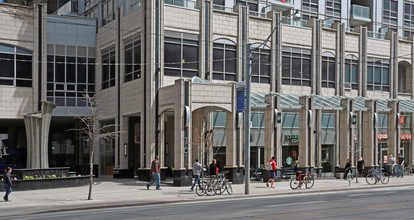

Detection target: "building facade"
[1, 0, 414, 184]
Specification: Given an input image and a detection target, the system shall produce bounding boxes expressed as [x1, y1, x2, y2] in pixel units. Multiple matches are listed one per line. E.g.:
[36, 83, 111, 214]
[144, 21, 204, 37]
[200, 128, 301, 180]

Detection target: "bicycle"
[290, 171, 314, 190]
[212, 171, 233, 195]
[366, 167, 389, 185]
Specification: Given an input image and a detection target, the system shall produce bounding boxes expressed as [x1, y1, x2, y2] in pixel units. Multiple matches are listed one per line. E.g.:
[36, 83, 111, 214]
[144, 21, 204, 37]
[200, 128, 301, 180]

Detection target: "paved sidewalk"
[0, 175, 413, 218]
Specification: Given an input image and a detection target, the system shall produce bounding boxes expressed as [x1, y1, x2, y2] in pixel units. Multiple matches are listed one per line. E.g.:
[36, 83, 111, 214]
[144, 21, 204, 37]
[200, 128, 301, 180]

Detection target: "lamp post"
[244, 9, 301, 195]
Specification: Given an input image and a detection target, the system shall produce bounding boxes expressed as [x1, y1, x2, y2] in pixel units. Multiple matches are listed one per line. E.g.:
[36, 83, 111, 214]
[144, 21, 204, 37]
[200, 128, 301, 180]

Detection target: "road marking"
[263, 201, 324, 208]
[255, 202, 414, 220]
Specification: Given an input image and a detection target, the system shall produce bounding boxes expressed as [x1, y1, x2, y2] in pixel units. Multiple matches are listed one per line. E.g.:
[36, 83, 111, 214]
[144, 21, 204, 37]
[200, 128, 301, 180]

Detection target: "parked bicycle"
[366, 167, 389, 185]
[290, 171, 315, 190]
[196, 171, 232, 196]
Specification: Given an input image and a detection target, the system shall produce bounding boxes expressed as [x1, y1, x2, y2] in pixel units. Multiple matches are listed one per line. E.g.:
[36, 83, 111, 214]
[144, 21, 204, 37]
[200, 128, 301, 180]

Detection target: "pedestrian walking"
[396, 154, 405, 178]
[190, 159, 203, 192]
[389, 154, 395, 177]
[146, 156, 161, 190]
[344, 159, 352, 179]
[266, 156, 277, 188]
[3, 167, 12, 202]
[357, 157, 365, 177]
[209, 159, 218, 176]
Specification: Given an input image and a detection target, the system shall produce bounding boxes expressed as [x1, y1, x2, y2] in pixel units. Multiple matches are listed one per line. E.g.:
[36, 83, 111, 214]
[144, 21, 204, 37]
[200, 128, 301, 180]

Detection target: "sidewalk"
[1, 175, 413, 217]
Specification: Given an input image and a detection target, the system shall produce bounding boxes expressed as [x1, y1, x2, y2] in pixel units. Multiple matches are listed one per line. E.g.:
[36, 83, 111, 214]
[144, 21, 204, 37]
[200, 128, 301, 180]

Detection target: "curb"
[31, 181, 414, 216]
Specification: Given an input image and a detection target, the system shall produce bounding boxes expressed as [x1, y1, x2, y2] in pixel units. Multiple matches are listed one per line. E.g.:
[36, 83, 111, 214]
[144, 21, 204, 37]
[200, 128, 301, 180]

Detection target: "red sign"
[400, 116, 404, 125]
[378, 133, 412, 140]
[281, 0, 286, 2]
[401, 134, 412, 140]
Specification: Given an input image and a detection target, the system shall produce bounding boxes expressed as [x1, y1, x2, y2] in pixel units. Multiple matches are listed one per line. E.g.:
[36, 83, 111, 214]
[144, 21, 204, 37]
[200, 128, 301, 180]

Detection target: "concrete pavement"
[1, 175, 413, 218]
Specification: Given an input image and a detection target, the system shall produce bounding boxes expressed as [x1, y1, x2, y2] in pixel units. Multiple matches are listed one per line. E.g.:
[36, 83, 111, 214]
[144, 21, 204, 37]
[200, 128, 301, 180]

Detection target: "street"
[7, 186, 414, 220]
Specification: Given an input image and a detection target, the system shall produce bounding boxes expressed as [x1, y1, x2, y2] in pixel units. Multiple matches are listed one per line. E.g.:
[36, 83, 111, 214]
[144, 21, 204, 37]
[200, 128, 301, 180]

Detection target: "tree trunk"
[88, 146, 94, 200]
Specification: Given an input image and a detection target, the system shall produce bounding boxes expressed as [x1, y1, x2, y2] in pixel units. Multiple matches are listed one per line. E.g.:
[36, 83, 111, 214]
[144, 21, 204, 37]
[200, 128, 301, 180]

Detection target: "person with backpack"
[266, 156, 277, 188]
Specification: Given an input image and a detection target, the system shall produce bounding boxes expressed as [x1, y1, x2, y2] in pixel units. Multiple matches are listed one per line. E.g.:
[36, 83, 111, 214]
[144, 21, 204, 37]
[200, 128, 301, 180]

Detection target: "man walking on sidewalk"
[147, 156, 161, 190]
[190, 159, 203, 192]
[266, 156, 277, 188]
[396, 154, 405, 178]
[3, 167, 12, 202]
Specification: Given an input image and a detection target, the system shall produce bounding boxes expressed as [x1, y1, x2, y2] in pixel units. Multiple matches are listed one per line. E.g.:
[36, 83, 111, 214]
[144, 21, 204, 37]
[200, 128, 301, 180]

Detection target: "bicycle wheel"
[366, 172, 377, 185]
[205, 182, 215, 196]
[290, 178, 300, 190]
[225, 181, 233, 195]
[381, 172, 389, 184]
[196, 181, 207, 196]
[305, 176, 314, 189]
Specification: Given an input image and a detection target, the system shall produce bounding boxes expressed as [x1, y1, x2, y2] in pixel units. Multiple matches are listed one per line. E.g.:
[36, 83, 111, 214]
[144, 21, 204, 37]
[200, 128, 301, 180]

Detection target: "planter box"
[12, 167, 70, 179]
[2, 176, 89, 191]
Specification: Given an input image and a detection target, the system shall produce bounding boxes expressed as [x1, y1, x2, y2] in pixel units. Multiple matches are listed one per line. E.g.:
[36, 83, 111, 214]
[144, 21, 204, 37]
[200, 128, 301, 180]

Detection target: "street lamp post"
[244, 9, 301, 195]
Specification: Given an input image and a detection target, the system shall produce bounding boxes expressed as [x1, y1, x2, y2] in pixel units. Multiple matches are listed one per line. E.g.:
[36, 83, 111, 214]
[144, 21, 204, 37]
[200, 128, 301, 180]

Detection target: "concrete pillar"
[24, 101, 56, 169]
[264, 94, 282, 181]
[387, 100, 400, 158]
[225, 84, 237, 168]
[173, 79, 192, 186]
[386, 31, 398, 98]
[332, 22, 345, 96]
[269, 11, 282, 92]
[339, 98, 354, 168]
[410, 112, 414, 166]
[363, 100, 378, 169]
[299, 96, 314, 171]
[235, 4, 248, 82]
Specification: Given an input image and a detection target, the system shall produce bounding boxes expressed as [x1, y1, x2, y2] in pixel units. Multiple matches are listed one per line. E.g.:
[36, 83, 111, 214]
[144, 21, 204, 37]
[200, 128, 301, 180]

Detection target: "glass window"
[383, 0, 398, 29]
[101, 46, 115, 90]
[213, 111, 226, 127]
[302, 0, 318, 20]
[213, 40, 237, 81]
[282, 47, 312, 86]
[0, 44, 32, 87]
[345, 55, 358, 90]
[282, 113, 299, 128]
[322, 54, 336, 88]
[164, 34, 199, 78]
[326, 0, 341, 21]
[367, 58, 389, 92]
[124, 35, 142, 82]
[47, 45, 96, 107]
[251, 47, 270, 84]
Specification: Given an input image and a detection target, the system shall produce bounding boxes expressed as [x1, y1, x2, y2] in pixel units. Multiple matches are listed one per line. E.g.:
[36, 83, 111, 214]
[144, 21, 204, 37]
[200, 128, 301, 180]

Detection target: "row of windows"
[0, 44, 32, 87]
[282, 47, 312, 86]
[101, 46, 116, 89]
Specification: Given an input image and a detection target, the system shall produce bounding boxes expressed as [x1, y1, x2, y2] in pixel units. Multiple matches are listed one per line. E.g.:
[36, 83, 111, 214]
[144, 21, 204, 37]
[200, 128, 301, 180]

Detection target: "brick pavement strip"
[0, 176, 413, 217]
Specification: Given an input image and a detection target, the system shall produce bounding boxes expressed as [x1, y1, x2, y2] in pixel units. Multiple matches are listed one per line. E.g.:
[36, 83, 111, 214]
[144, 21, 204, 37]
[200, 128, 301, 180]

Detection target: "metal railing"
[250, 11, 266, 18]
[164, 0, 197, 10]
[322, 23, 331, 29]
[351, 4, 370, 19]
[399, 36, 408, 41]
[271, 0, 293, 3]
[345, 27, 355, 32]
[367, 31, 385, 40]
[212, 4, 233, 12]
[282, 17, 308, 27]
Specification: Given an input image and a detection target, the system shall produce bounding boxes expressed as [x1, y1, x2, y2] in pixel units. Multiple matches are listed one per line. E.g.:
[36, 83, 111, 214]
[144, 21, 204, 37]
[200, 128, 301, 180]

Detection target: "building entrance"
[128, 117, 140, 176]
[321, 145, 333, 172]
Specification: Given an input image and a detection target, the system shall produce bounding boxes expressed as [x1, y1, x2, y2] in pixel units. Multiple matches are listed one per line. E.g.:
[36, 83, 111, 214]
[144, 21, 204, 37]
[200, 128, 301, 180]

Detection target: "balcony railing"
[367, 31, 385, 40]
[399, 36, 408, 41]
[282, 17, 308, 28]
[351, 5, 370, 19]
[271, 0, 292, 3]
[212, 4, 233, 12]
[164, 0, 197, 10]
[345, 27, 355, 32]
[250, 11, 266, 18]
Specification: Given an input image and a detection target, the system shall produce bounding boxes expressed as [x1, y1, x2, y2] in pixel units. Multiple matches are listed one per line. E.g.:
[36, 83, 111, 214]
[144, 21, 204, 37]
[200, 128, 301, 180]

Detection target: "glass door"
[321, 145, 333, 172]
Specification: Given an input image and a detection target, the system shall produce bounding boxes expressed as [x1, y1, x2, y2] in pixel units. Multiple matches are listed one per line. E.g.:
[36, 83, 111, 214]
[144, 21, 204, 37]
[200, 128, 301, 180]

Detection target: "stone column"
[24, 101, 56, 169]
[387, 100, 400, 158]
[264, 94, 282, 180]
[410, 112, 414, 166]
[173, 79, 192, 186]
[363, 100, 378, 171]
[339, 98, 354, 168]
[299, 96, 314, 171]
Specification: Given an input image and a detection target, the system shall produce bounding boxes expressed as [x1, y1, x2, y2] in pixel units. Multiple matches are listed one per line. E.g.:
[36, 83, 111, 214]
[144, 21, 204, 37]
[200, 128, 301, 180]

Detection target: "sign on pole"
[236, 81, 246, 113]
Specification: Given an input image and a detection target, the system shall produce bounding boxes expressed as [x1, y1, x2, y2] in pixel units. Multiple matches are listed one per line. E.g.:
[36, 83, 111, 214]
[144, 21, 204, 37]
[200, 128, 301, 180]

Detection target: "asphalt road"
[6, 186, 414, 220]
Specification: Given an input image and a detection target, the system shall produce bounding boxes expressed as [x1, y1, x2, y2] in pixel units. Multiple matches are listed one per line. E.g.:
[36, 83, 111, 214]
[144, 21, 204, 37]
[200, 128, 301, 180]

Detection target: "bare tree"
[71, 93, 122, 200]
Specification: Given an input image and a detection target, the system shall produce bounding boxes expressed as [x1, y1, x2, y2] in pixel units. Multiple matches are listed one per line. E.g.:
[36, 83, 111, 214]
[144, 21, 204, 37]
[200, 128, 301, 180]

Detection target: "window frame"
[282, 47, 312, 87]
[0, 44, 32, 88]
[101, 45, 116, 90]
[367, 57, 390, 92]
[164, 34, 199, 78]
[251, 44, 271, 84]
[212, 39, 237, 81]
[321, 52, 336, 88]
[124, 34, 142, 83]
[345, 55, 359, 90]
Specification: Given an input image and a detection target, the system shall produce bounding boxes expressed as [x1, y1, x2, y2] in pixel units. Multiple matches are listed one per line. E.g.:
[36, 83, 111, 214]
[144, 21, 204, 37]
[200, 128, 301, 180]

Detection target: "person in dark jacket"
[357, 157, 365, 176]
[344, 159, 352, 179]
[209, 159, 218, 176]
[3, 167, 12, 202]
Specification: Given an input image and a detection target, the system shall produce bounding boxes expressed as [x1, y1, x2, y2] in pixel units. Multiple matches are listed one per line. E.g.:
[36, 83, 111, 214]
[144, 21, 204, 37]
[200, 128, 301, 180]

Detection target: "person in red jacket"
[266, 156, 277, 188]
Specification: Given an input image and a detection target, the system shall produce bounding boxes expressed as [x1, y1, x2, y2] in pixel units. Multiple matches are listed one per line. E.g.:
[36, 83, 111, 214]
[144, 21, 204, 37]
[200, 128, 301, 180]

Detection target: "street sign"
[399, 115, 404, 125]
[277, 112, 282, 124]
[352, 114, 357, 125]
[236, 81, 246, 113]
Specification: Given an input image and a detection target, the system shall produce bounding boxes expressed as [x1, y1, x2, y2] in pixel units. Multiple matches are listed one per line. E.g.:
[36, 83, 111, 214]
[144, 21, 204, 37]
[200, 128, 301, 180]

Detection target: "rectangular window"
[0, 45, 32, 87]
[164, 33, 199, 78]
[124, 35, 141, 83]
[213, 41, 236, 81]
[322, 55, 335, 88]
[302, 0, 318, 20]
[101, 46, 115, 90]
[47, 45, 96, 107]
[367, 58, 389, 92]
[251, 47, 270, 84]
[345, 57, 358, 90]
[282, 113, 299, 128]
[326, 0, 341, 21]
[282, 47, 312, 86]
[383, 0, 398, 30]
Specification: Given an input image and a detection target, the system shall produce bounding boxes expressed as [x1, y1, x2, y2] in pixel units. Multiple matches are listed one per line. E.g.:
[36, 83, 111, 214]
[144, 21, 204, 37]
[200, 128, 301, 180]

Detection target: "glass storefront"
[321, 145, 333, 172]
[100, 120, 115, 175]
[282, 146, 298, 168]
